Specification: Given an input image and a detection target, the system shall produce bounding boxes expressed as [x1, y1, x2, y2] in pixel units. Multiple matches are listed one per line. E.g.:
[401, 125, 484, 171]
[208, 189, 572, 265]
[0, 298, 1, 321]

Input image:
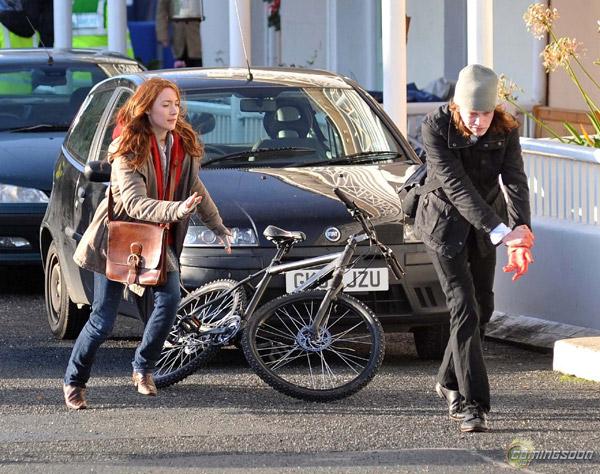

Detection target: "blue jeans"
[64, 271, 181, 387]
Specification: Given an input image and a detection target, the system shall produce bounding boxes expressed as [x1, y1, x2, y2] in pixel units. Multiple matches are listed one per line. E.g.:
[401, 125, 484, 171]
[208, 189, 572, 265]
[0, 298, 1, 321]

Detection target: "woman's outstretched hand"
[218, 228, 233, 254]
[183, 192, 203, 211]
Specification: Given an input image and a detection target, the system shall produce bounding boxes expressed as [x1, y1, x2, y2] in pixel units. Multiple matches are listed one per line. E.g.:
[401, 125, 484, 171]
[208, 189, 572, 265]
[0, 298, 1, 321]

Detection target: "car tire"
[412, 323, 450, 360]
[44, 241, 89, 340]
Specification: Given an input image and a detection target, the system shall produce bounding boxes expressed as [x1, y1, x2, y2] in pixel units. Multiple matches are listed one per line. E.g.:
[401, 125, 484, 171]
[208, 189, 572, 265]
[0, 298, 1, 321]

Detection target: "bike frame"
[190, 231, 371, 338]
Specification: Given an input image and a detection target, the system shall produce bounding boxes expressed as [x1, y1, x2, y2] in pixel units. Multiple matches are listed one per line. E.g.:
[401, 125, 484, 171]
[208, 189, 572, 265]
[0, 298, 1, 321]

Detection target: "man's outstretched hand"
[501, 224, 535, 248]
[503, 246, 534, 281]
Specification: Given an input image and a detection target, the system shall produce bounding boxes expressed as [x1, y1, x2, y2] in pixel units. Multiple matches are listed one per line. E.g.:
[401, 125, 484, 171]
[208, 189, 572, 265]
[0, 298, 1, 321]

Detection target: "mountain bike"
[153, 188, 405, 401]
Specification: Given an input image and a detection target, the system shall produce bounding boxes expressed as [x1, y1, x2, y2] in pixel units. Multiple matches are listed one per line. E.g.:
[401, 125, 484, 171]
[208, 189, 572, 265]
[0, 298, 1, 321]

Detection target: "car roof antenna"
[25, 16, 53, 65]
[233, 0, 253, 82]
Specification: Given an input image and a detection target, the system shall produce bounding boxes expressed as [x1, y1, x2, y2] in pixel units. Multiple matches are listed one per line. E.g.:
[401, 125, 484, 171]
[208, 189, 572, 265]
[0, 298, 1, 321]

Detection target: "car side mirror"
[84, 160, 112, 182]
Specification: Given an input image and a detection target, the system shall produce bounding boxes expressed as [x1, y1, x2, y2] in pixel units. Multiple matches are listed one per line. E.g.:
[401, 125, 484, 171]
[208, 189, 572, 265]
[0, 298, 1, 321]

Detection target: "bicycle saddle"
[263, 225, 306, 243]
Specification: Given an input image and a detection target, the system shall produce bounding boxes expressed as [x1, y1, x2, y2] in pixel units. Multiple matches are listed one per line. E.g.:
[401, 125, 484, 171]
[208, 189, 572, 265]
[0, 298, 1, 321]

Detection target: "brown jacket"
[156, 0, 202, 60]
[73, 138, 226, 275]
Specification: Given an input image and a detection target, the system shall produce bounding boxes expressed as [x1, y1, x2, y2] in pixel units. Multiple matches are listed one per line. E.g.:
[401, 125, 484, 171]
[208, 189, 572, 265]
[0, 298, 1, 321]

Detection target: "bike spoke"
[255, 322, 297, 342]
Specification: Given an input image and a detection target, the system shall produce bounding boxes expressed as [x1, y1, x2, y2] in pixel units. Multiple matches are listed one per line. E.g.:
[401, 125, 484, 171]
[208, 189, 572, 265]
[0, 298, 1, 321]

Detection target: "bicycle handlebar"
[333, 188, 357, 212]
[334, 187, 405, 279]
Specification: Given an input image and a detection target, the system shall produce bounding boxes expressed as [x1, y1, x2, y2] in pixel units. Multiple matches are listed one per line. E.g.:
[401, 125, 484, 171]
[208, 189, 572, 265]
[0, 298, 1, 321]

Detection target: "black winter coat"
[415, 104, 531, 258]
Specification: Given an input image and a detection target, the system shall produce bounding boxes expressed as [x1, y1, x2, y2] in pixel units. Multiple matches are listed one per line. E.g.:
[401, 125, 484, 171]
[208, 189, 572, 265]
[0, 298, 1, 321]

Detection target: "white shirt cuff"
[489, 223, 512, 245]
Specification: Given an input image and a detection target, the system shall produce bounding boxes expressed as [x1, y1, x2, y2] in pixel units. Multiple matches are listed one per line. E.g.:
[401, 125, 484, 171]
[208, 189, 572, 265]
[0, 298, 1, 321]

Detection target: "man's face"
[459, 108, 494, 136]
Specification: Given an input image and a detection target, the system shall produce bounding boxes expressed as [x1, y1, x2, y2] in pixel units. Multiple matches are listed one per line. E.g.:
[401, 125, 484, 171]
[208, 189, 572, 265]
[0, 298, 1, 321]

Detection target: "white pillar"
[326, 0, 337, 72]
[107, 0, 127, 55]
[53, 0, 72, 49]
[229, 0, 252, 67]
[382, 0, 407, 135]
[467, 0, 493, 67]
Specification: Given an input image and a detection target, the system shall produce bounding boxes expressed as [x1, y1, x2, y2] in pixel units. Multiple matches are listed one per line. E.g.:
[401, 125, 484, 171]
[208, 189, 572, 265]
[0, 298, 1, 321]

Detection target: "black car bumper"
[179, 243, 449, 330]
[0, 203, 45, 265]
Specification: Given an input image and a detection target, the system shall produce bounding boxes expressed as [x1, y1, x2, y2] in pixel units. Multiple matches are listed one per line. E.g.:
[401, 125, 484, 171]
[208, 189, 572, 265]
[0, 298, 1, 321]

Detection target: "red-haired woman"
[63, 77, 231, 409]
[415, 65, 534, 432]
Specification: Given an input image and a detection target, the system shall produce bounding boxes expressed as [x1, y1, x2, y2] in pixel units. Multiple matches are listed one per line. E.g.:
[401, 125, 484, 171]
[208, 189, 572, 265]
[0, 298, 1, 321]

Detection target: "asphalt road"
[0, 268, 599, 473]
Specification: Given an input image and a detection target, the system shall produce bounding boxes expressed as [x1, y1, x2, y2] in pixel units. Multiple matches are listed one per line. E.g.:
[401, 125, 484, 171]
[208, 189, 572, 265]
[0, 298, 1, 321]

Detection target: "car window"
[66, 89, 114, 164]
[183, 87, 405, 169]
[0, 63, 108, 131]
[94, 89, 133, 163]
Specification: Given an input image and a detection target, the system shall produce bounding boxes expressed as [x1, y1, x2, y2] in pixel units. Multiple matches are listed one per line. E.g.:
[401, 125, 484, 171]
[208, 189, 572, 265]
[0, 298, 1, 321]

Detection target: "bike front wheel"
[241, 290, 384, 402]
[154, 279, 246, 388]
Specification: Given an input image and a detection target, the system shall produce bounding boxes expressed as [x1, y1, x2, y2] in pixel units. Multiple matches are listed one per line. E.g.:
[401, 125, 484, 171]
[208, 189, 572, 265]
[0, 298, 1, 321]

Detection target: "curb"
[487, 312, 600, 382]
[553, 337, 600, 382]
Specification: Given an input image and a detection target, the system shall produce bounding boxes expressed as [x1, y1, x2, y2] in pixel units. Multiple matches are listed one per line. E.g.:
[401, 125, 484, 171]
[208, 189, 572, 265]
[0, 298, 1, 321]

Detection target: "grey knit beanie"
[453, 64, 498, 112]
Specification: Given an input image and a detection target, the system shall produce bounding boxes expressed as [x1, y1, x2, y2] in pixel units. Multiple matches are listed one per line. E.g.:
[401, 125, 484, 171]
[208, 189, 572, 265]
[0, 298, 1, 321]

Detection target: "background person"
[63, 77, 231, 410]
[415, 64, 534, 432]
[156, 0, 203, 68]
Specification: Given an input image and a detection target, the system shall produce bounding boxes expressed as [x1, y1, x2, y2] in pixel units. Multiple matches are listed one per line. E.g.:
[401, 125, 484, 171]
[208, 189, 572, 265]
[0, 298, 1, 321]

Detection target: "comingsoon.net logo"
[506, 439, 595, 468]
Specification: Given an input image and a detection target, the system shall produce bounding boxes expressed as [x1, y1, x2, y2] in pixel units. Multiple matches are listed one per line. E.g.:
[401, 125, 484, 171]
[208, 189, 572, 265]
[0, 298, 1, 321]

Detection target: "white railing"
[520, 138, 600, 226]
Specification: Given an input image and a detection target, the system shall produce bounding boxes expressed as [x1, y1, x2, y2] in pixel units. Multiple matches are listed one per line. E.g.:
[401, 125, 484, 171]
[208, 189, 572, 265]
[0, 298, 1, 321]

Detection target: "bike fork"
[309, 239, 357, 338]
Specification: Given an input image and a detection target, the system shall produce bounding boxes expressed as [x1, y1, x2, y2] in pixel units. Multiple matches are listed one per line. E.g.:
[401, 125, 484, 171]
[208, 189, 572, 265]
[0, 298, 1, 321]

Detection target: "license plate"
[285, 268, 389, 293]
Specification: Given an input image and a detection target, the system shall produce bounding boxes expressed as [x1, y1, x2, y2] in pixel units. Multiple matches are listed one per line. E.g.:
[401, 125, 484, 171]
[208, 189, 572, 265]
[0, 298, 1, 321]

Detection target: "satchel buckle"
[127, 242, 143, 285]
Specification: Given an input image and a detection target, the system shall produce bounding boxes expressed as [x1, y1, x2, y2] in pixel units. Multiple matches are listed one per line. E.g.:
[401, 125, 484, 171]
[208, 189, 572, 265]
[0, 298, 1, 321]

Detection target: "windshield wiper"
[8, 124, 69, 133]
[203, 147, 316, 167]
[296, 151, 403, 167]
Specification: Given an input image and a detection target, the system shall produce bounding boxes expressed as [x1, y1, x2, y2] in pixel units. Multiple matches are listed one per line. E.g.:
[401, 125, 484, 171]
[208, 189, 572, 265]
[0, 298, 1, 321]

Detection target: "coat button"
[452, 217, 458, 222]
[498, 141, 502, 145]
[452, 143, 456, 146]
[458, 241, 463, 245]
[484, 143, 488, 148]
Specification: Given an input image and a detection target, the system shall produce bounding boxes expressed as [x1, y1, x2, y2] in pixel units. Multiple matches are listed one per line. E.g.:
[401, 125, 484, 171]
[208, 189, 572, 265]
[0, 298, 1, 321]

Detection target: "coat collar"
[447, 119, 506, 150]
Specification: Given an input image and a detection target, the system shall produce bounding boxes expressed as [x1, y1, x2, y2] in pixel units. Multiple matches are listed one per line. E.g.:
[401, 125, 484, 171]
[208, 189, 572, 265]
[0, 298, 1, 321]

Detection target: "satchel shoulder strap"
[106, 184, 169, 229]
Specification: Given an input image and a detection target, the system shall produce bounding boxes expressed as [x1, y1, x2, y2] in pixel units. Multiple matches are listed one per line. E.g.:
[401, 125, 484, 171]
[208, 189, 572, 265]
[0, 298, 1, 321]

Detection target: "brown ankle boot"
[132, 371, 157, 396]
[63, 384, 87, 410]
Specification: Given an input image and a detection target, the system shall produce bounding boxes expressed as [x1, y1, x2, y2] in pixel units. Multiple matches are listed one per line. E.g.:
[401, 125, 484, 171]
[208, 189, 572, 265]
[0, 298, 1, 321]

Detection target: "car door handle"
[77, 187, 86, 202]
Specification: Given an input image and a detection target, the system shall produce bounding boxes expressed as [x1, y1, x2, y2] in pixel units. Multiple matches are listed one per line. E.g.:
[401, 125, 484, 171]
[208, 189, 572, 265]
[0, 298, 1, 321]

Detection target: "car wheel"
[412, 323, 450, 360]
[44, 241, 89, 339]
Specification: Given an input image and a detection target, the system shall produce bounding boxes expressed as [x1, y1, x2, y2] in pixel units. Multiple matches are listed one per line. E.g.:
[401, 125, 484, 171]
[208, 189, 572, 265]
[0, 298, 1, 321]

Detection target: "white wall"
[493, 0, 539, 104]
[494, 218, 600, 330]
[201, 0, 230, 67]
[280, 0, 327, 68]
[198, 0, 539, 103]
[406, 0, 445, 89]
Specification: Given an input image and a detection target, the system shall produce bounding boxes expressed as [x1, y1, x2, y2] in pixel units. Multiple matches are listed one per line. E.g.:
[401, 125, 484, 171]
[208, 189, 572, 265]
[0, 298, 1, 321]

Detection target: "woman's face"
[147, 87, 180, 135]
[459, 108, 494, 136]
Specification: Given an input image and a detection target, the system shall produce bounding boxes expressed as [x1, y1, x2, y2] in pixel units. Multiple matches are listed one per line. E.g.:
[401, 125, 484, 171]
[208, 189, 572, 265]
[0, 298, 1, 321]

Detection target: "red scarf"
[112, 123, 185, 200]
[150, 133, 184, 200]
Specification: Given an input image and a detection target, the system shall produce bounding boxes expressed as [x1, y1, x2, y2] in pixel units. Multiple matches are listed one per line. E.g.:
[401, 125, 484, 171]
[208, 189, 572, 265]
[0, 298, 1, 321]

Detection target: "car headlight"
[184, 225, 258, 247]
[0, 184, 49, 203]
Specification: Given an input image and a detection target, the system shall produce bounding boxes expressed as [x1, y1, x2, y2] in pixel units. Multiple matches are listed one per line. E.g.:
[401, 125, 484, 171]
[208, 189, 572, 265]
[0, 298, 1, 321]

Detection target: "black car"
[40, 67, 449, 358]
[0, 48, 144, 266]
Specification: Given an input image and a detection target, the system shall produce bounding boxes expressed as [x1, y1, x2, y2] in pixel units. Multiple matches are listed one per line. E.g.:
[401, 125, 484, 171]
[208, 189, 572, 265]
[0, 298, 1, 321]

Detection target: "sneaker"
[132, 371, 157, 396]
[435, 383, 465, 420]
[459, 404, 490, 432]
[63, 384, 87, 410]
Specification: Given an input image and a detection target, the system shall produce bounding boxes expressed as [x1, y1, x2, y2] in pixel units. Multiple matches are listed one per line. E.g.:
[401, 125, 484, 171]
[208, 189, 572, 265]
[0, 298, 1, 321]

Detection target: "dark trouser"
[425, 232, 496, 412]
[64, 271, 181, 387]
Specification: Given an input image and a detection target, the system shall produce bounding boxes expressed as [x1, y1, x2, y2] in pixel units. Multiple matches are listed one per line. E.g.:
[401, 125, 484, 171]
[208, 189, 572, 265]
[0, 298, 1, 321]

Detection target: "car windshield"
[184, 87, 406, 168]
[0, 63, 109, 132]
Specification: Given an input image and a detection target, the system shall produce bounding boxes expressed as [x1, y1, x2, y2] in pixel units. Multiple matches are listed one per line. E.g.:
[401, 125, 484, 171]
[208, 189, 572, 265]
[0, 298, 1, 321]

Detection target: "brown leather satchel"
[105, 188, 169, 286]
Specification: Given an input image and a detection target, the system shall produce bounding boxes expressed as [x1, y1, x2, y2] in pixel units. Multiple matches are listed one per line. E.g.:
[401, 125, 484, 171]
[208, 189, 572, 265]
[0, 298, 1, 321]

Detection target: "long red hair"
[111, 77, 203, 168]
[449, 101, 519, 138]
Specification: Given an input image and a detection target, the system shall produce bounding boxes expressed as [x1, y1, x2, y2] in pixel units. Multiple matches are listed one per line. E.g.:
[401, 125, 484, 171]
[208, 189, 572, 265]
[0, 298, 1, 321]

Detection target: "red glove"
[502, 225, 535, 248]
[503, 246, 534, 281]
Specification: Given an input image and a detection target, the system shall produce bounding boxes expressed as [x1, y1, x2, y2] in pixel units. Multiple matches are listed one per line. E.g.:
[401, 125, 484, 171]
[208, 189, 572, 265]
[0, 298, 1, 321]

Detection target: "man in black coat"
[415, 64, 534, 432]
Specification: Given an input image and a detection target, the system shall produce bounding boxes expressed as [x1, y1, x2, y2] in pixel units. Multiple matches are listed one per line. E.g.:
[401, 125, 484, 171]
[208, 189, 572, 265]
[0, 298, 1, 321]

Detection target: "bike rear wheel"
[154, 279, 246, 388]
[242, 290, 384, 402]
